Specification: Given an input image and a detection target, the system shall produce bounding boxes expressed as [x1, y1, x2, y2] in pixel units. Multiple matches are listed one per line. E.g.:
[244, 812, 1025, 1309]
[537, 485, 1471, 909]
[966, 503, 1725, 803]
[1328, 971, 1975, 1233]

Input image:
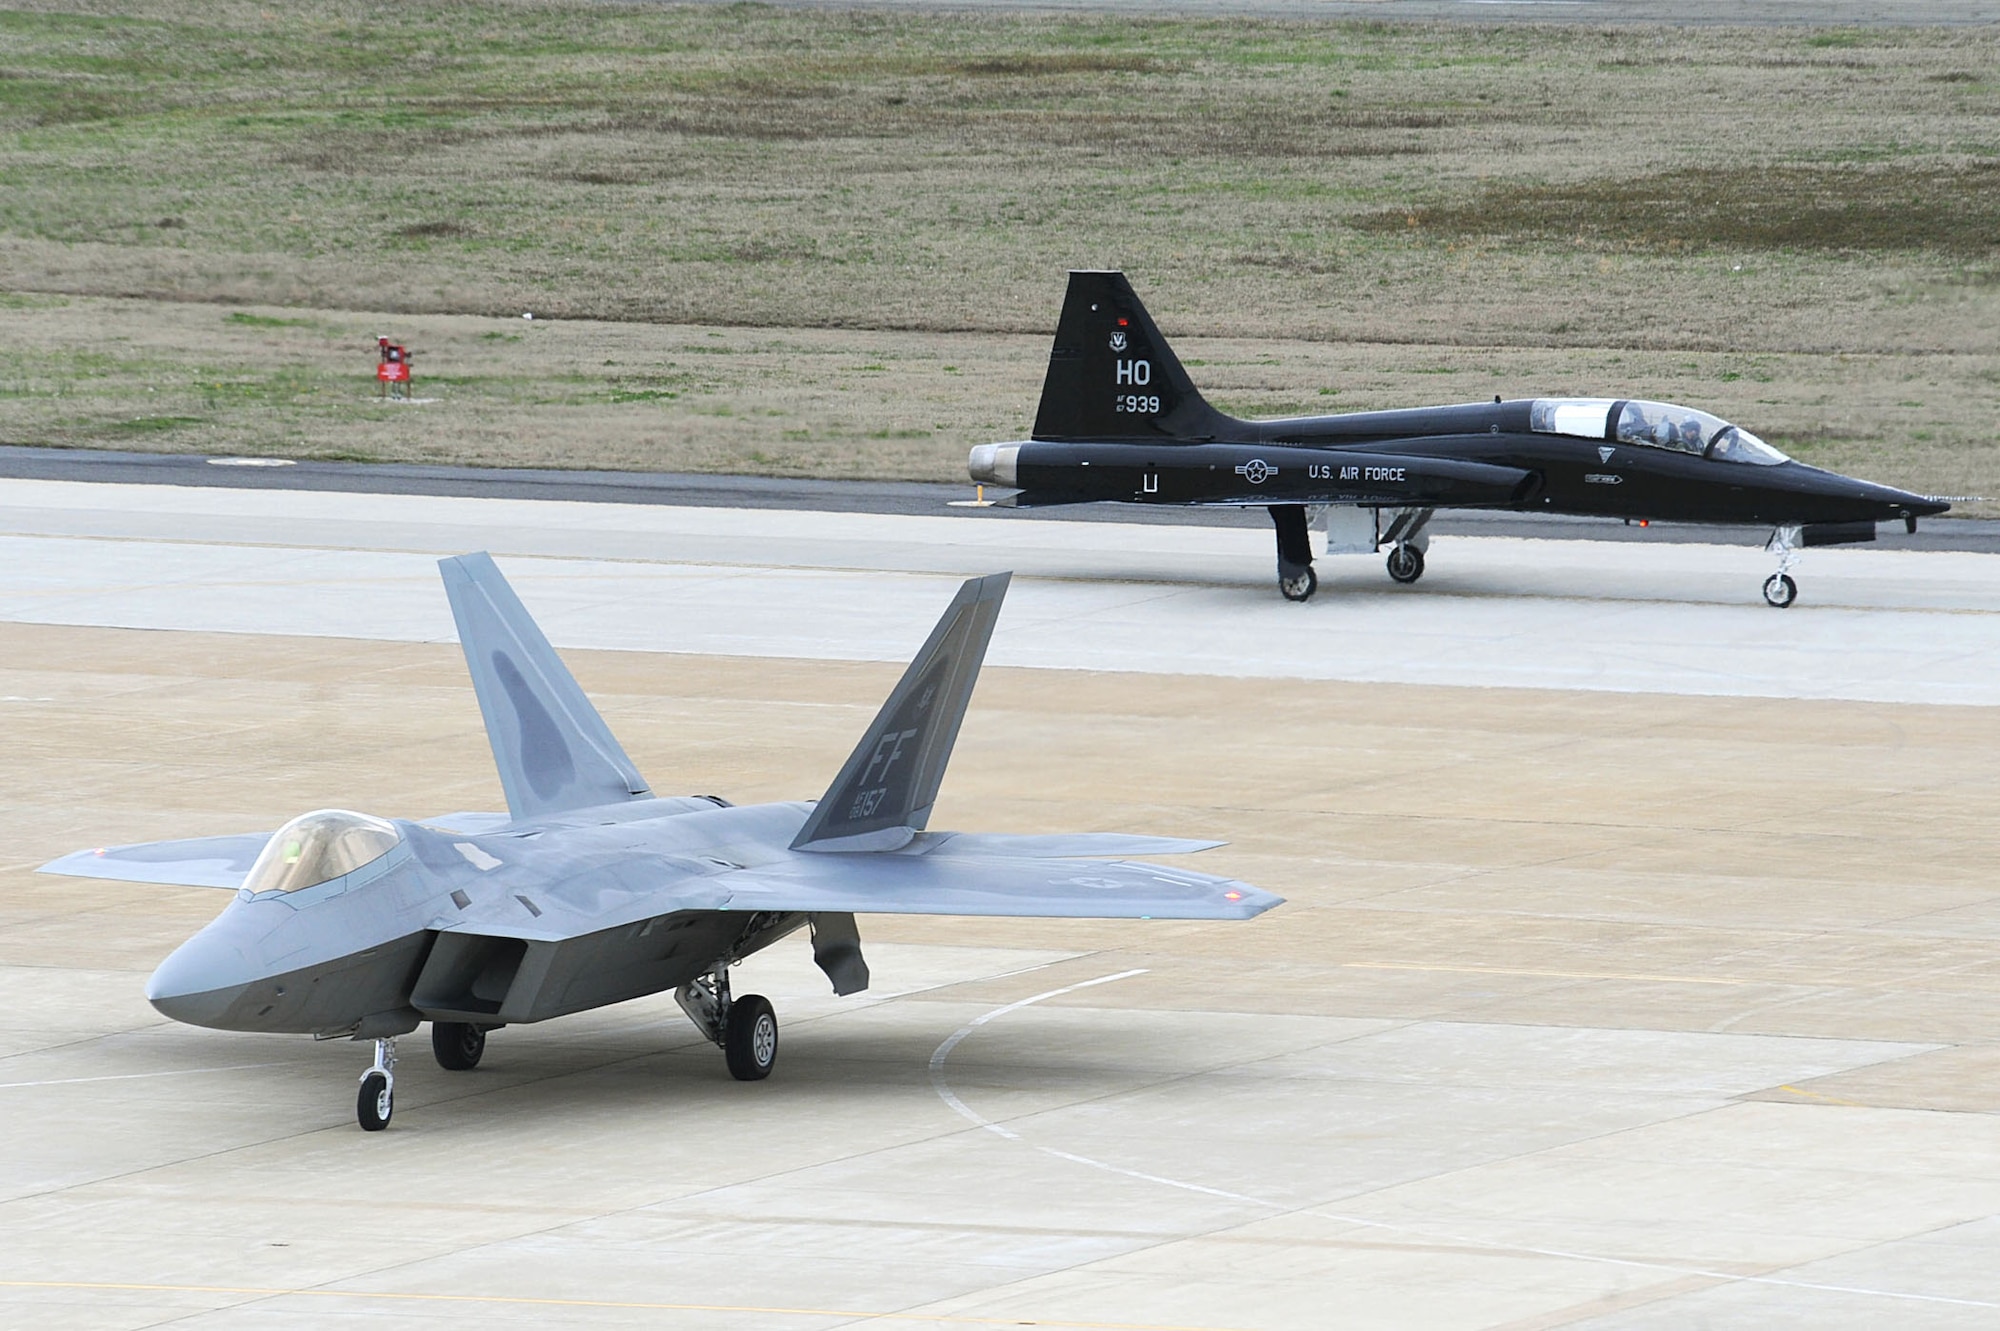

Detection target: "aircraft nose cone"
[1861, 480, 1951, 520]
[146, 937, 251, 1029]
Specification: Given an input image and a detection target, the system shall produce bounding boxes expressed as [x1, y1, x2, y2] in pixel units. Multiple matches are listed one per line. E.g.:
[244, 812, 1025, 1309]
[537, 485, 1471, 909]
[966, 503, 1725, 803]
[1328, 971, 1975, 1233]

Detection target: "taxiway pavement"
[0, 478, 1997, 705]
[3, 476, 1999, 1329]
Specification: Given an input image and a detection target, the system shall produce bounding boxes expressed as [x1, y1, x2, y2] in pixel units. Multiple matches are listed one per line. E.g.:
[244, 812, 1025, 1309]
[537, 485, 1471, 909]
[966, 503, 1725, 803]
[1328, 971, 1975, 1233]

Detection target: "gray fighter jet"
[42, 555, 1278, 1130]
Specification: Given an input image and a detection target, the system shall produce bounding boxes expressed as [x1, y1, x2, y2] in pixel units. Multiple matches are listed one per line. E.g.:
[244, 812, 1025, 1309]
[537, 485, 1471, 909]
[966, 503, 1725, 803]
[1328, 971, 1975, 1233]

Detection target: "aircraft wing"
[38, 810, 513, 889]
[713, 853, 1280, 920]
[39, 833, 272, 889]
[911, 831, 1224, 858]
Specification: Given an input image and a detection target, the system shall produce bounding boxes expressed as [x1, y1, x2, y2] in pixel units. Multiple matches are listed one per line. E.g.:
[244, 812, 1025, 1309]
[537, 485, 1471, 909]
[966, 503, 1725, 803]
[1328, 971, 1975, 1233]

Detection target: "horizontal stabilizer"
[440, 553, 652, 821]
[39, 832, 271, 890]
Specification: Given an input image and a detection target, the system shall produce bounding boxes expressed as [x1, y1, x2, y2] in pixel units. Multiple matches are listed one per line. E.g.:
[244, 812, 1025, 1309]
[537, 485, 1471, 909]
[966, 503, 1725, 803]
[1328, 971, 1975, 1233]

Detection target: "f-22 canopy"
[970, 271, 1945, 608]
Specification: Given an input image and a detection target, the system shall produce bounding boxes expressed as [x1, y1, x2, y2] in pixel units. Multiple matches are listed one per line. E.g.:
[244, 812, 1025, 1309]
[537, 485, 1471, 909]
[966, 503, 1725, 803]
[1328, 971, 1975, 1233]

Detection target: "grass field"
[0, 2, 1995, 501]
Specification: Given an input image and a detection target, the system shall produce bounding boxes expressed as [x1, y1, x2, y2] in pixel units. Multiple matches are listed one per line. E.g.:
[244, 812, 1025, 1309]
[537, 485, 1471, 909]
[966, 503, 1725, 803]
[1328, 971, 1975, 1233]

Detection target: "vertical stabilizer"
[792, 574, 1010, 852]
[1030, 270, 1228, 443]
[439, 553, 652, 821]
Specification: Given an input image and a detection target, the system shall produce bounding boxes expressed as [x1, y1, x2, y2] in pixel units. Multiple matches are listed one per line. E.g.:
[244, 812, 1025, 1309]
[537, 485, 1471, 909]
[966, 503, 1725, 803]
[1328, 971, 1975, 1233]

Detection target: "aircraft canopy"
[242, 809, 401, 895]
[1531, 398, 1790, 466]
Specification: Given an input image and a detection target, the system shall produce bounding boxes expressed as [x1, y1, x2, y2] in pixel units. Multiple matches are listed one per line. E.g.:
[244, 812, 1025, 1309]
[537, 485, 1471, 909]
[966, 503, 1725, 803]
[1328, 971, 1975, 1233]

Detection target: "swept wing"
[39, 833, 271, 890]
[681, 850, 1272, 921]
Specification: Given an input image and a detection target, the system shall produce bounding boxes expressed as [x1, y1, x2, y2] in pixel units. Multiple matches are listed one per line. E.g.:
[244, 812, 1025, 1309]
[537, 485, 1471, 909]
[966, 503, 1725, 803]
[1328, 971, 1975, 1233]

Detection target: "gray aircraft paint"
[42, 555, 1278, 1125]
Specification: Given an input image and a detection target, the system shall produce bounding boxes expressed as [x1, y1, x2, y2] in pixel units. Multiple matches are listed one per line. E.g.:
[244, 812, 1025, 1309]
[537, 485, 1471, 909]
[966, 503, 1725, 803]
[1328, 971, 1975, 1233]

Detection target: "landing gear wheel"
[431, 1021, 485, 1071]
[723, 994, 778, 1081]
[1386, 544, 1426, 584]
[1279, 566, 1317, 602]
[357, 1071, 393, 1131]
[1763, 573, 1798, 608]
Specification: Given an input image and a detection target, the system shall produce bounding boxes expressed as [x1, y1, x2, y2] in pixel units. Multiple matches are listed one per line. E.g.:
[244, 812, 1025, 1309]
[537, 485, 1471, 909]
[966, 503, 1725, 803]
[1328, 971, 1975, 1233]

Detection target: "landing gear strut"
[1269, 504, 1317, 602]
[1764, 525, 1801, 608]
[1380, 507, 1434, 586]
[357, 1037, 395, 1131]
[676, 964, 779, 1081]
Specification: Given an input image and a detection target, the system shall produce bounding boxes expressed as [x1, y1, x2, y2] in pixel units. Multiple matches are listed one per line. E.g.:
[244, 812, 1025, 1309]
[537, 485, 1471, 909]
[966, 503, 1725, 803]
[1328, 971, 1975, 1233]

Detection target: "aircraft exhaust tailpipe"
[967, 443, 1020, 487]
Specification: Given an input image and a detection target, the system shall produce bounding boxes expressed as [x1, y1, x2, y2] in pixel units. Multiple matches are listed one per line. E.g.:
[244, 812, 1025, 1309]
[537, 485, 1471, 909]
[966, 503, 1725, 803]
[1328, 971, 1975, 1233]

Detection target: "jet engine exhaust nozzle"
[968, 443, 1020, 487]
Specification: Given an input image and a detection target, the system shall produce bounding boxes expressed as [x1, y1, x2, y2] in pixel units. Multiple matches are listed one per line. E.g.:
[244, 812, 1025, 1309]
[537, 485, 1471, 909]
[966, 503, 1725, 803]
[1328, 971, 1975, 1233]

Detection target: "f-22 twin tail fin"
[791, 573, 1010, 853]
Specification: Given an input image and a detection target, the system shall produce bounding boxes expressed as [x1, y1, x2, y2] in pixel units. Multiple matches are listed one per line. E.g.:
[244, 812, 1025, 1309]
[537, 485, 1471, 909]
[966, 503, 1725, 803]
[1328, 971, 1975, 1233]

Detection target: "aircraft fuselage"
[975, 271, 1948, 606]
[980, 398, 1938, 530]
[144, 800, 815, 1040]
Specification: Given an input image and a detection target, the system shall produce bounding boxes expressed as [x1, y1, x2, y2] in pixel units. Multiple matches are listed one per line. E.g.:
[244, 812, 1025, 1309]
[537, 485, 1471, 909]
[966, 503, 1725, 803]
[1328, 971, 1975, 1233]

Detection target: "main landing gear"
[676, 963, 779, 1081]
[357, 1037, 396, 1131]
[432, 1021, 488, 1071]
[1269, 505, 1317, 602]
[1380, 507, 1433, 586]
[1268, 504, 1436, 602]
[1763, 525, 1801, 608]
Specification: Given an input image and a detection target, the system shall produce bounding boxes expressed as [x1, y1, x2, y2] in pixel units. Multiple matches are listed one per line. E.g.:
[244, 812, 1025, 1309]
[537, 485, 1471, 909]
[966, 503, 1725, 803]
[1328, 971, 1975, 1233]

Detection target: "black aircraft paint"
[968, 271, 1948, 607]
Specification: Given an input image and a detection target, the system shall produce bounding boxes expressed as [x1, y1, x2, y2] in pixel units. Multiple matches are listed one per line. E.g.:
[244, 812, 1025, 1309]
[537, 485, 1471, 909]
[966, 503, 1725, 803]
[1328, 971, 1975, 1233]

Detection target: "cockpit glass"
[1706, 425, 1790, 466]
[1529, 399, 1617, 439]
[1616, 400, 1722, 456]
[242, 809, 401, 894]
[1613, 400, 1790, 466]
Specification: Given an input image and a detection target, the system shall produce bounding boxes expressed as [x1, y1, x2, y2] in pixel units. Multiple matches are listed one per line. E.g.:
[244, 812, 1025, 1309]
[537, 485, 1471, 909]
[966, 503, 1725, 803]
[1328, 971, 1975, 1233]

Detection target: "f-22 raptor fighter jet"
[42, 557, 1278, 1131]
[969, 271, 1947, 607]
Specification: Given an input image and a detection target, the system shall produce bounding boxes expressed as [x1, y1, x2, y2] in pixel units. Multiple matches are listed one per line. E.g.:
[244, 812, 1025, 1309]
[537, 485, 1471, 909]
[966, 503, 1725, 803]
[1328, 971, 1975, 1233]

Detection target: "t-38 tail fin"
[440, 552, 652, 821]
[1030, 270, 1230, 444]
[792, 573, 1010, 853]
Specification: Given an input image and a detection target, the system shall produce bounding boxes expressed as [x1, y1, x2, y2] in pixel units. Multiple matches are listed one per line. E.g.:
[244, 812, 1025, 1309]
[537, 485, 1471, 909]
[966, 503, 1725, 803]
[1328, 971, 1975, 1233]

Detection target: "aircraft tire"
[357, 1071, 393, 1131]
[1386, 545, 1425, 585]
[1763, 573, 1798, 608]
[1279, 566, 1317, 602]
[724, 994, 778, 1081]
[431, 1021, 485, 1071]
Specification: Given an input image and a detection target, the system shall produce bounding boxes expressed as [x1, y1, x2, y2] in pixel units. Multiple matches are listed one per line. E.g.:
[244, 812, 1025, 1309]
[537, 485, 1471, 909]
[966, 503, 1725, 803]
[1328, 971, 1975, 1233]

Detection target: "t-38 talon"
[970, 271, 1947, 607]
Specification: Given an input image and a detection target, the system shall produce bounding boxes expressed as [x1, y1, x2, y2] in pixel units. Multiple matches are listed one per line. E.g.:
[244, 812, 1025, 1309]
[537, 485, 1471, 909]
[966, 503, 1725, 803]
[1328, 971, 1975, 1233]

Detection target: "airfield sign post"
[376, 336, 414, 400]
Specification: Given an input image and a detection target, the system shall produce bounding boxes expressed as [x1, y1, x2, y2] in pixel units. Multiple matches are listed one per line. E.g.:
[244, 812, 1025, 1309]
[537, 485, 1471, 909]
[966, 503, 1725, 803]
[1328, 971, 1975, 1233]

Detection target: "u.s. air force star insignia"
[1234, 460, 1276, 485]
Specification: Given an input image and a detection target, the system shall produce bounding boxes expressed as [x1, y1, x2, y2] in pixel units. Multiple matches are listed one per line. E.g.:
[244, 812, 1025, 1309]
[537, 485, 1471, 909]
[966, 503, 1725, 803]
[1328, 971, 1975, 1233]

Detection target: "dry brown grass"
[0, 3, 1995, 501]
[5, 292, 1991, 506]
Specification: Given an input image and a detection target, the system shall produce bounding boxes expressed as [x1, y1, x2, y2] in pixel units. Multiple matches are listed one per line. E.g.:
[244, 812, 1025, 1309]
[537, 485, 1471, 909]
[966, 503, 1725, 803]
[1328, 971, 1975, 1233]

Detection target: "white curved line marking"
[0, 1061, 285, 1090]
[928, 972, 2000, 1312]
[928, 968, 1266, 1205]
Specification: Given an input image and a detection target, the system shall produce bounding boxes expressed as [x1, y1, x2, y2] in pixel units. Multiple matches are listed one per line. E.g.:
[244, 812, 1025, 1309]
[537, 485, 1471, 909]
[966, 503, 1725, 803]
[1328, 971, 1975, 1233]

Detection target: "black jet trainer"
[969, 271, 1947, 608]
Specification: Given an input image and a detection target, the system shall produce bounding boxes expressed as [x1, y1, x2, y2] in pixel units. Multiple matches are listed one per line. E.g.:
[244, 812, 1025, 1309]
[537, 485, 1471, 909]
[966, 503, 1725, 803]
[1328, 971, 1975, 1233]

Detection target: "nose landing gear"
[1763, 525, 1801, 608]
[357, 1036, 396, 1131]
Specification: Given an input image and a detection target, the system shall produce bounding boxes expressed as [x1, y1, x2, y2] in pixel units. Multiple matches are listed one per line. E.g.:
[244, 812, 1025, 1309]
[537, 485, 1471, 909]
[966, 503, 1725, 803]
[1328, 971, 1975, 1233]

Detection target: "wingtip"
[966, 570, 1013, 601]
[1223, 883, 1286, 918]
[437, 550, 495, 580]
